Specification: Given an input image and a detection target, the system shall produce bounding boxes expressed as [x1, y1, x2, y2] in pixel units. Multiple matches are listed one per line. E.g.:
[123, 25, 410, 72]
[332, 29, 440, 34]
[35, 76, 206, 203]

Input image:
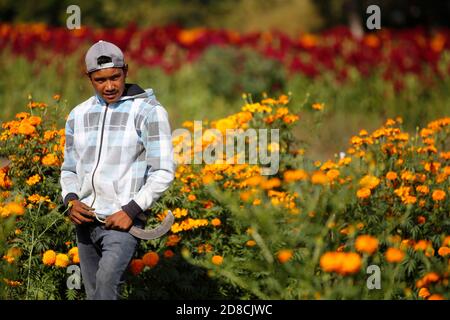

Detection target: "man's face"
[88, 67, 127, 105]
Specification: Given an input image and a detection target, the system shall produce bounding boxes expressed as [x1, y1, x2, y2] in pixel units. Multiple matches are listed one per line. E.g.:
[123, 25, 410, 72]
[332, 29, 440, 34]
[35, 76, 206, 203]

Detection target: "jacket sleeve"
[122, 104, 176, 219]
[60, 110, 80, 207]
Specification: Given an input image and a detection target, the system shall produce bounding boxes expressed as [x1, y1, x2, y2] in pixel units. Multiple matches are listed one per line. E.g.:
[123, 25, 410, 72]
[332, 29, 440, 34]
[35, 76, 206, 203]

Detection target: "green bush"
[197, 46, 286, 101]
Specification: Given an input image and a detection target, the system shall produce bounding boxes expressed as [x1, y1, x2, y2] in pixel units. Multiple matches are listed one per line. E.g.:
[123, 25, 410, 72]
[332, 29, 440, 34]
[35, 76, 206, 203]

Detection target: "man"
[60, 40, 175, 300]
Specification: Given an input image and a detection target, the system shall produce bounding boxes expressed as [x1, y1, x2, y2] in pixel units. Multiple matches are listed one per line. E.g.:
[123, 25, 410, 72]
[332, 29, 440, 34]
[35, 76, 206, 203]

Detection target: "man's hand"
[68, 200, 95, 225]
[104, 210, 133, 231]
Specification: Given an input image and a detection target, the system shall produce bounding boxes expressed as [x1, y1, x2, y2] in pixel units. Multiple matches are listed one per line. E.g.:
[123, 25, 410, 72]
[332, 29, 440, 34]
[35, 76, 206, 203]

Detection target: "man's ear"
[123, 65, 128, 77]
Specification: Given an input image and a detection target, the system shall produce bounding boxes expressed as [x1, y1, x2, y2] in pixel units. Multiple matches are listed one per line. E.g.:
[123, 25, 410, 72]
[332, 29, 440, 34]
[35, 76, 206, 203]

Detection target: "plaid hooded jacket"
[60, 84, 175, 220]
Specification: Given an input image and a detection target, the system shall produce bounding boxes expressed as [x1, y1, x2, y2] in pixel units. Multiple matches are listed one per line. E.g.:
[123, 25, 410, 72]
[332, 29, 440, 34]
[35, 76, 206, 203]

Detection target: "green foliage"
[197, 46, 286, 101]
[0, 0, 322, 32]
[0, 216, 16, 298]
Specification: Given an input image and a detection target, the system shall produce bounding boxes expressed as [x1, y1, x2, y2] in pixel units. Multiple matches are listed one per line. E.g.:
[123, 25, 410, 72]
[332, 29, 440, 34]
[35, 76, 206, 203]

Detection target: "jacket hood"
[95, 83, 152, 104]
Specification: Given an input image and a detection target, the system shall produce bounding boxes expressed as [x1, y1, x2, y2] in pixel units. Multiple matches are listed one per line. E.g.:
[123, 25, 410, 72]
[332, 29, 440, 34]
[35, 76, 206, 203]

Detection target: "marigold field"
[0, 23, 449, 300]
[0, 92, 448, 300]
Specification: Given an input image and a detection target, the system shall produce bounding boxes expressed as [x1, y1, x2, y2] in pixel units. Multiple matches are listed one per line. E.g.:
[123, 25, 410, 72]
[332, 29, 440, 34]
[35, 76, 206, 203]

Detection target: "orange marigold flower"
[385, 248, 405, 263]
[416, 185, 429, 194]
[320, 252, 344, 273]
[351, 136, 363, 146]
[55, 254, 69, 268]
[243, 175, 263, 187]
[275, 108, 288, 118]
[417, 216, 426, 224]
[438, 247, 450, 257]
[338, 157, 352, 166]
[277, 249, 293, 264]
[428, 294, 445, 300]
[202, 174, 214, 185]
[312, 103, 324, 111]
[215, 118, 236, 134]
[4, 202, 25, 216]
[394, 186, 411, 200]
[17, 122, 36, 136]
[355, 235, 378, 255]
[359, 129, 368, 136]
[356, 187, 371, 199]
[41, 153, 58, 166]
[401, 171, 415, 182]
[15, 112, 30, 120]
[212, 255, 223, 266]
[339, 252, 362, 275]
[163, 250, 174, 259]
[283, 114, 300, 124]
[27, 116, 41, 126]
[72, 254, 80, 264]
[172, 208, 188, 219]
[386, 171, 398, 180]
[311, 171, 328, 185]
[261, 178, 281, 189]
[319, 252, 361, 275]
[5, 247, 22, 262]
[26, 174, 41, 186]
[413, 240, 434, 256]
[240, 191, 252, 202]
[187, 194, 197, 201]
[418, 288, 431, 299]
[420, 128, 434, 138]
[142, 251, 159, 268]
[211, 218, 221, 227]
[43, 130, 57, 141]
[0, 171, 12, 190]
[432, 189, 446, 201]
[423, 272, 440, 283]
[416, 272, 440, 289]
[68, 247, 78, 258]
[326, 169, 340, 181]
[129, 259, 144, 275]
[283, 169, 308, 182]
[403, 196, 417, 205]
[246, 240, 256, 247]
[424, 161, 441, 173]
[359, 175, 380, 190]
[443, 236, 450, 247]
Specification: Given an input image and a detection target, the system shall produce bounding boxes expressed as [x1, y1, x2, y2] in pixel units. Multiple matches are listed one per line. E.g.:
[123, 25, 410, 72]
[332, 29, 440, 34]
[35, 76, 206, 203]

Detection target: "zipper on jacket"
[90, 104, 109, 208]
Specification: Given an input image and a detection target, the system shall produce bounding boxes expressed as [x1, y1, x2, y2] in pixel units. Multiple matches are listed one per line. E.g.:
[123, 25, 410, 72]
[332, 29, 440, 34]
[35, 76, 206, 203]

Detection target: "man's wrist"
[64, 193, 79, 207]
[122, 200, 143, 220]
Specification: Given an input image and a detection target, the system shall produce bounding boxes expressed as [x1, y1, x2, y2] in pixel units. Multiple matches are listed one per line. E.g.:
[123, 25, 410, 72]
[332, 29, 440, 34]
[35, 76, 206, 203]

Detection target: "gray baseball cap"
[85, 40, 125, 73]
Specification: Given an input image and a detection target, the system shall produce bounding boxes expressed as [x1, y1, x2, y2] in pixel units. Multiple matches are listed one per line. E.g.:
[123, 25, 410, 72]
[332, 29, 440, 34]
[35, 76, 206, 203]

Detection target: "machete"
[129, 210, 174, 240]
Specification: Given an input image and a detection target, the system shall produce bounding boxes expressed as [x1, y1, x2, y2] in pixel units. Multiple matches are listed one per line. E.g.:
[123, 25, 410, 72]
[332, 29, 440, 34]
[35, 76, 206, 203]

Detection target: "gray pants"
[75, 221, 141, 300]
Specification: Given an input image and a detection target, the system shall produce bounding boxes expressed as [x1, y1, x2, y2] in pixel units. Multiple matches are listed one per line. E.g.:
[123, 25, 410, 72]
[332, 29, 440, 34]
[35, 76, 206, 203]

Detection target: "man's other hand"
[68, 200, 95, 225]
[104, 210, 133, 231]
